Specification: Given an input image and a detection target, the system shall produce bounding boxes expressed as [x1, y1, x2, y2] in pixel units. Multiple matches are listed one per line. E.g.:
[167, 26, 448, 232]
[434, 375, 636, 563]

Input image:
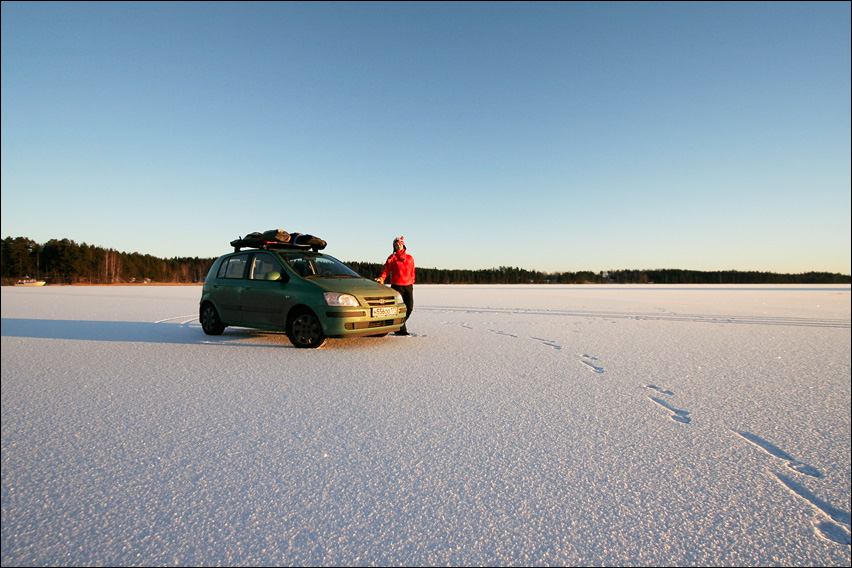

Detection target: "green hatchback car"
[199, 247, 406, 348]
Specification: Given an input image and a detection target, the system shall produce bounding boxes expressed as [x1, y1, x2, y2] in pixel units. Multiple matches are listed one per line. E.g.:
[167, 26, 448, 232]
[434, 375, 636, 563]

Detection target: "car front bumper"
[322, 307, 407, 338]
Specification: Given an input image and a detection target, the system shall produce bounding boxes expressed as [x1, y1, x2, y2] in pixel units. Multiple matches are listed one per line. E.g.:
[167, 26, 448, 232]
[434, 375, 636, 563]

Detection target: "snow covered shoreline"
[2, 284, 850, 566]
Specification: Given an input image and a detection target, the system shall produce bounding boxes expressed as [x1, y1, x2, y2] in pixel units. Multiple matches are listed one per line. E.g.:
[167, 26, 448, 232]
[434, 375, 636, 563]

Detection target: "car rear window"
[217, 254, 249, 279]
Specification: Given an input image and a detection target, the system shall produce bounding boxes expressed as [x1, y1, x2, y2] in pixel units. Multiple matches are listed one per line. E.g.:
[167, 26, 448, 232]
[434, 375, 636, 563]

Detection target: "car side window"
[249, 253, 280, 281]
[287, 257, 313, 277]
[217, 254, 249, 279]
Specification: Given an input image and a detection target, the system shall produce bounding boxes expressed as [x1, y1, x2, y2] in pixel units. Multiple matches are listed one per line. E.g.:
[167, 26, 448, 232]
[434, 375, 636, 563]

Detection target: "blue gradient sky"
[2, 2, 850, 274]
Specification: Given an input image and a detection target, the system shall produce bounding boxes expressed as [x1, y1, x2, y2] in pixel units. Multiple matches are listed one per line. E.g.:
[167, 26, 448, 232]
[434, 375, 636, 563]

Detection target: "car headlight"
[394, 290, 404, 304]
[324, 292, 360, 307]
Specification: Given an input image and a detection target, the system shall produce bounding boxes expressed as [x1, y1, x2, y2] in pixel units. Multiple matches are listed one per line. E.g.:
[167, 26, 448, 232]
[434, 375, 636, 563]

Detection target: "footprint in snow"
[532, 337, 562, 350]
[648, 396, 691, 424]
[578, 354, 604, 374]
[441, 321, 472, 330]
[733, 430, 822, 478]
[645, 384, 675, 396]
[775, 473, 851, 545]
[490, 329, 518, 338]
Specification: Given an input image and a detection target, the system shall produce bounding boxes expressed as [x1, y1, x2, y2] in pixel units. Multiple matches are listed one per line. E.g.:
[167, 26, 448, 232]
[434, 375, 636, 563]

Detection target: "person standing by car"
[376, 236, 415, 335]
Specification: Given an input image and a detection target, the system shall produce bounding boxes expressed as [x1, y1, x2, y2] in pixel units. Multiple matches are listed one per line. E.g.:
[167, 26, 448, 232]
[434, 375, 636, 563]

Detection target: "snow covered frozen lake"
[2, 284, 850, 566]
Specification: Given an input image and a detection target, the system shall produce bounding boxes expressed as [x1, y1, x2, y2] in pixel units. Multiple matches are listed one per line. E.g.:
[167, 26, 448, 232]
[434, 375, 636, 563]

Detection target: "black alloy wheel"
[200, 303, 226, 335]
[287, 309, 326, 348]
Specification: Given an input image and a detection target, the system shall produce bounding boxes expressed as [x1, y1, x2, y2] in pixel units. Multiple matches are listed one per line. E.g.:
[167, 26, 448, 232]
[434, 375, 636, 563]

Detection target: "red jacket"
[380, 250, 415, 285]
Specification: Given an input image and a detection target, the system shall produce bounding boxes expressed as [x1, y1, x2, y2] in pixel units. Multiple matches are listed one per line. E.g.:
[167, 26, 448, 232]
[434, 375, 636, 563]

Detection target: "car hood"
[310, 277, 394, 297]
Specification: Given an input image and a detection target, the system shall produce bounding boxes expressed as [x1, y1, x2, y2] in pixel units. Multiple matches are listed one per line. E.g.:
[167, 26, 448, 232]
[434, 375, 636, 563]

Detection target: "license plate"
[372, 306, 398, 318]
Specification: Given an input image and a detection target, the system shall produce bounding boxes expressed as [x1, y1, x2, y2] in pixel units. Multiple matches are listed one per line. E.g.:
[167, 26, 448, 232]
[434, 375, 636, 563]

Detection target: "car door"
[239, 252, 289, 327]
[212, 253, 250, 322]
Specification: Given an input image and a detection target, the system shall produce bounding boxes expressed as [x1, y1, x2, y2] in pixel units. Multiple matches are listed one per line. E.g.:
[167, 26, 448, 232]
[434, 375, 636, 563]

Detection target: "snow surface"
[2, 284, 850, 567]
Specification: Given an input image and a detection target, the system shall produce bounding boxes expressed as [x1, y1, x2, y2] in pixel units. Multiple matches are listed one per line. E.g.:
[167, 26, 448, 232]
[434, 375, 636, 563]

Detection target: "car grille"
[363, 295, 397, 307]
[345, 318, 405, 331]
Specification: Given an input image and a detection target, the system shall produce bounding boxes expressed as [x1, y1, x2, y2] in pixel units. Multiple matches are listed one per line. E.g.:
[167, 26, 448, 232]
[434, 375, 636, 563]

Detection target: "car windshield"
[277, 251, 362, 279]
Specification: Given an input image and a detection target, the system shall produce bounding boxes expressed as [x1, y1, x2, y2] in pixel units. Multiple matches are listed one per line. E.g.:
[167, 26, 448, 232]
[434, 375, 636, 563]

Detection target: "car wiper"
[303, 273, 353, 278]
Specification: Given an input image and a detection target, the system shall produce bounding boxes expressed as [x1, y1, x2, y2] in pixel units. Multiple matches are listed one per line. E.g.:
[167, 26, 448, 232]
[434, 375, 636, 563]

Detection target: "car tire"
[200, 303, 226, 335]
[287, 309, 326, 348]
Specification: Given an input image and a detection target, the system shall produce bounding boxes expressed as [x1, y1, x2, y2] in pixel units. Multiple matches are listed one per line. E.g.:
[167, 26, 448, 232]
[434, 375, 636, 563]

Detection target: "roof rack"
[230, 230, 327, 253]
[231, 239, 315, 253]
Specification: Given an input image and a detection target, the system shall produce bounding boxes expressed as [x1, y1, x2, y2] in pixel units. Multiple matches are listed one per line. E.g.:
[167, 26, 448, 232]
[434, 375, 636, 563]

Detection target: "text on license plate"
[372, 306, 398, 318]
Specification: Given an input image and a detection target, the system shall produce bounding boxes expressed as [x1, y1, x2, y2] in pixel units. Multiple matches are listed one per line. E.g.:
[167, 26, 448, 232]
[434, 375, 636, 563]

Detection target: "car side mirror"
[265, 271, 289, 283]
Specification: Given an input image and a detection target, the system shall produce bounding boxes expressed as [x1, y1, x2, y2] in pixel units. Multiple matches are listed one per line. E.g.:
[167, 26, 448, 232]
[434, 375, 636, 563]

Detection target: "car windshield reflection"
[278, 252, 361, 279]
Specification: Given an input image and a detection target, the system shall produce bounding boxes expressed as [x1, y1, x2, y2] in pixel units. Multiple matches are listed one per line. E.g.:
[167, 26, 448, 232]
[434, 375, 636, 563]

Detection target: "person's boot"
[394, 324, 410, 336]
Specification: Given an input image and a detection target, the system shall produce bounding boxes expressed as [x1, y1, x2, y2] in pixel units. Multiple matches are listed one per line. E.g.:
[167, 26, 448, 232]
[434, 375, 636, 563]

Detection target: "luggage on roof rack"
[231, 229, 327, 252]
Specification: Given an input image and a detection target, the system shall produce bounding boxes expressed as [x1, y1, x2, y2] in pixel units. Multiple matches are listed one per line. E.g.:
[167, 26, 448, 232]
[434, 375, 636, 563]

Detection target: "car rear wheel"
[287, 309, 326, 348]
[200, 303, 226, 335]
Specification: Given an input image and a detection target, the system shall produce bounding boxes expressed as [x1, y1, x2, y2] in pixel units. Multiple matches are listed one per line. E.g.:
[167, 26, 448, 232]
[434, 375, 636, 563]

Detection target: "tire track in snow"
[425, 306, 850, 329]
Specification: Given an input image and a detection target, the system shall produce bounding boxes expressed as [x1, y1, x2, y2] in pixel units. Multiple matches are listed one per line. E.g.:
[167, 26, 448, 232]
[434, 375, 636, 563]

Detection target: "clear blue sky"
[2, 1, 850, 274]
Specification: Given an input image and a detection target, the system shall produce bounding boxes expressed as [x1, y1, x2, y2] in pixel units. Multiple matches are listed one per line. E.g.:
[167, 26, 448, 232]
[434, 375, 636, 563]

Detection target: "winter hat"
[393, 236, 405, 249]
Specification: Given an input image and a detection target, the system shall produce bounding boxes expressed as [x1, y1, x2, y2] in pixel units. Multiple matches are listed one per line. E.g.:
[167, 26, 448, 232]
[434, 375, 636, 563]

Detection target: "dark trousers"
[392, 284, 413, 330]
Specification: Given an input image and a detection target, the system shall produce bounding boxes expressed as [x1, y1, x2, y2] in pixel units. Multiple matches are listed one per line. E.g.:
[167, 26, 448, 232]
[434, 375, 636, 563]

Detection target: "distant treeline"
[2, 237, 850, 286]
[348, 263, 851, 285]
[1, 237, 211, 285]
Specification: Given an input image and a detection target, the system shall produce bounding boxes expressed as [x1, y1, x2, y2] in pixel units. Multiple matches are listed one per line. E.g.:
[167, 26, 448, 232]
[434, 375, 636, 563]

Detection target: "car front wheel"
[287, 309, 326, 348]
[200, 303, 226, 335]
